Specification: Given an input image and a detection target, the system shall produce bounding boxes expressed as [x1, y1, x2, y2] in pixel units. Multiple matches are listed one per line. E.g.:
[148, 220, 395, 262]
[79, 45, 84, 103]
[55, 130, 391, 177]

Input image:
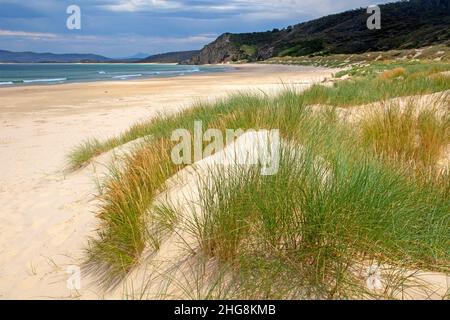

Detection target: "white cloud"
[0, 29, 58, 38]
[102, 0, 183, 12]
[0, 29, 217, 56]
[100, 0, 393, 18]
[0, 30, 215, 45]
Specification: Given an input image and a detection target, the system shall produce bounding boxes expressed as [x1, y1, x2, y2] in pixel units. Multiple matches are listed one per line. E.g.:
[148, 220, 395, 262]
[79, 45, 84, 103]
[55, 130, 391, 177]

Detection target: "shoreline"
[0, 64, 336, 117]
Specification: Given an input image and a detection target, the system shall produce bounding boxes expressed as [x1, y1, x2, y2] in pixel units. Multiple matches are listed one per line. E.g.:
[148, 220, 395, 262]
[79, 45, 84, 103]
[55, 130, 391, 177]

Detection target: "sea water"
[0, 63, 228, 86]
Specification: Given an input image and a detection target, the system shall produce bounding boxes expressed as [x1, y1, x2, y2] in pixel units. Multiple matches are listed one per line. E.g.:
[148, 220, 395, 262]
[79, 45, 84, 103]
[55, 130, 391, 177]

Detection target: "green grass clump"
[84, 139, 183, 288]
[175, 105, 449, 299]
[68, 139, 103, 169]
[188, 146, 449, 298]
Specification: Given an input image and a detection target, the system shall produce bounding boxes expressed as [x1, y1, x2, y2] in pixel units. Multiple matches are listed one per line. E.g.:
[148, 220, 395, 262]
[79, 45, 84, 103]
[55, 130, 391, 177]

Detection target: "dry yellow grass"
[84, 138, 183, 287]
[377, 67, 407, 80]
[360, 98, 450, 185]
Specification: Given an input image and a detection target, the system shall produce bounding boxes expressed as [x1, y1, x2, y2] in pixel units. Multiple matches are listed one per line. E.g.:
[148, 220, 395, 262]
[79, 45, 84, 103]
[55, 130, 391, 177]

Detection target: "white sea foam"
[0, 81, 13, 85]
[161, 68, 200, 74]
[112, 74, 143, 79]
[23, 78, 67, 83]
[181, 68, 200, 73]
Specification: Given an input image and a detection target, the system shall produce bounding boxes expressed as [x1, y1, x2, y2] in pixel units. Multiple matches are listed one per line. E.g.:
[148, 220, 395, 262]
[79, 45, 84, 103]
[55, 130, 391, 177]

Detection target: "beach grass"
[68, 61, 450, 170]
[186, 148, 449, 298]
[302, 62, 450, 107]
[76, 61, 450, 298]
[68, 139, 103, 169]
[360, 100, 449, 171]
[175, 101, 449, 299]
[83, 139, 183, 288]
[264, 45, 450, 68]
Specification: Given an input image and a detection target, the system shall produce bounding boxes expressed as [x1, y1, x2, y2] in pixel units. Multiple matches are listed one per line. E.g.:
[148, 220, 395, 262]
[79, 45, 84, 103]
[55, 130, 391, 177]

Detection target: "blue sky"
[0, 0, 394, 58]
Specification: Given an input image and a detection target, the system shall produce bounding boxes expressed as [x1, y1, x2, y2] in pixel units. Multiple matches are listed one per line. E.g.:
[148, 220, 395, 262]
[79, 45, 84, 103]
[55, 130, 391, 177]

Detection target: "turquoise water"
[0, 63, 228, 86]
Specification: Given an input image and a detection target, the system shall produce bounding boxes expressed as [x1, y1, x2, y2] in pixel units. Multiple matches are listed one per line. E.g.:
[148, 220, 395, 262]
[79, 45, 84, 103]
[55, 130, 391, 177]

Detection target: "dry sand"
[0, 64, 336, 299]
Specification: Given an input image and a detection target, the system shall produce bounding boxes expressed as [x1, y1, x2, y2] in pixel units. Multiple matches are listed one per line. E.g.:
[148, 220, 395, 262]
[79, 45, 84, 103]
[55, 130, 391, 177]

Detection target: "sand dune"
[0, 64, 336, 299]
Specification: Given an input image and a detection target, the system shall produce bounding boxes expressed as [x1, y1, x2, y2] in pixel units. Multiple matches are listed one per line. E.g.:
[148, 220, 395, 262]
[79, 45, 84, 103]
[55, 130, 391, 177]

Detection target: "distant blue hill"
[0, 49, 112, 63]
[120, 52, 150, 60]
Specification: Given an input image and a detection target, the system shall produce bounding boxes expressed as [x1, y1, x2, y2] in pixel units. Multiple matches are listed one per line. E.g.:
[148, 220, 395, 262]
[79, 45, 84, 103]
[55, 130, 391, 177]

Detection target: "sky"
[0, 0, 394, 58]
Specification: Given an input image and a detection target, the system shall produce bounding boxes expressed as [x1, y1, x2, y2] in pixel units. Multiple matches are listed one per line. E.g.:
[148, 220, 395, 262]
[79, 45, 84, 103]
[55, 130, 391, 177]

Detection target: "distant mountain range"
[140, 50, 200, 63]
[0, 49, 200, 64]
[189, 0, 450, 64]
[0, 50, 112, 63]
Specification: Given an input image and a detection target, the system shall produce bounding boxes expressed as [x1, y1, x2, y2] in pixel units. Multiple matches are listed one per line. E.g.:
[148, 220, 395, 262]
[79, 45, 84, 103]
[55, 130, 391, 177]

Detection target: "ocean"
[0, 63, 228, 86]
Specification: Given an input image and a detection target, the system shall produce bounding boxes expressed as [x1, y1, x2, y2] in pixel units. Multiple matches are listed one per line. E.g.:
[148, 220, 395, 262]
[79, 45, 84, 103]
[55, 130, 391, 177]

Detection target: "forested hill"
[189, 0, 450, 64]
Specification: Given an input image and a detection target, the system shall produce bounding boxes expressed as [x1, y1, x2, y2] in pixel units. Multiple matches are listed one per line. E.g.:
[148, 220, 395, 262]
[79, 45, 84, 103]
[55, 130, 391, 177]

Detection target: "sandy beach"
[0, 64, 337, 299]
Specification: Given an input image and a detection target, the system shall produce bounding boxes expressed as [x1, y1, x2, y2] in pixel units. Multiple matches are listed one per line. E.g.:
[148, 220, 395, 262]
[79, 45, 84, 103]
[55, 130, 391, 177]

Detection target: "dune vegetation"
[71, 61, 449, 299]
[265, 45, 450, 68]
[69, 60, 450, 170]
